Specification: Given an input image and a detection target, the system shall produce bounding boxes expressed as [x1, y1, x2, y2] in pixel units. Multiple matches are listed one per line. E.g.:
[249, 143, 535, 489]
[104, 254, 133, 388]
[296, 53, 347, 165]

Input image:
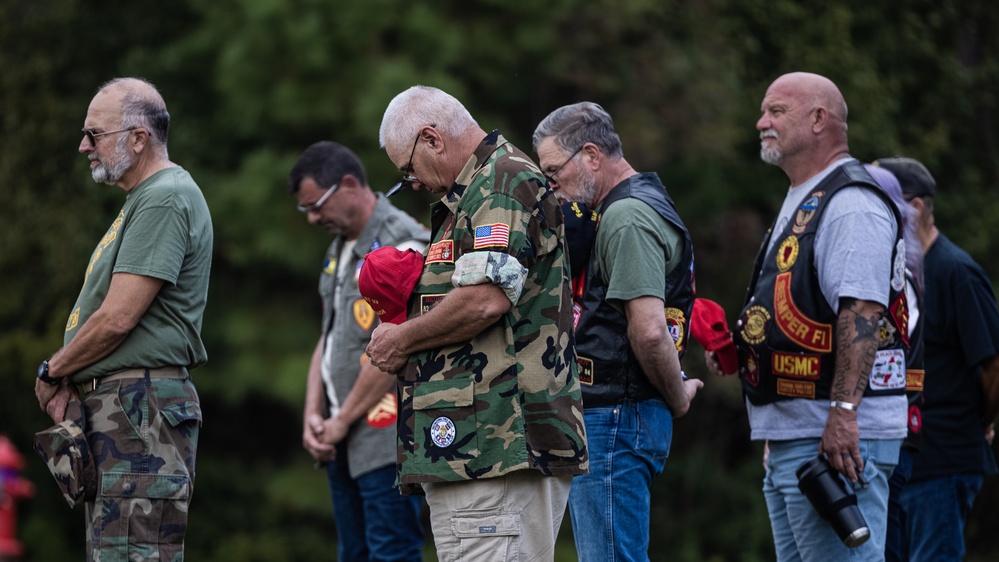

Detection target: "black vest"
[574, 173, 695, 408]
[735, 161, 908, 405]
[903, 272, 925, 449]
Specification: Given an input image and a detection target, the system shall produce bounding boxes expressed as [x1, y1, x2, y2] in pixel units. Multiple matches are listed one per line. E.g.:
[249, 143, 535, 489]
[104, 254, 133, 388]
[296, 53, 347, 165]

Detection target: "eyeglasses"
[398, 130, 422, 190]
[296, 182, 340, 213]
[82, 127, 139, 148]
[544, 145, 584, 187]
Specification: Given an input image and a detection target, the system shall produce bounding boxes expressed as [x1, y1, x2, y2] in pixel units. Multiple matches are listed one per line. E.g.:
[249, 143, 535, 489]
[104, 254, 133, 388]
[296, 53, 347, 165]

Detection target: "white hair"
[379, 86, 478, 149]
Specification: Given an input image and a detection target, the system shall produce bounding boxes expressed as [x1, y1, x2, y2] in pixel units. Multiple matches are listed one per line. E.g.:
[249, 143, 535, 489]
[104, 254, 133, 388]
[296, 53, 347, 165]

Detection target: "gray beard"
[91, 135, 133, 185]
[760, 145, 783, 165]
[576, 168, 598, 206]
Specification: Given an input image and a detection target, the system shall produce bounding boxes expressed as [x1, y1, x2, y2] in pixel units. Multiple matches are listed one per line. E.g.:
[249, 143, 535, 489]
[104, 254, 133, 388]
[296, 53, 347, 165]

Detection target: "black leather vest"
[903, 273, 925, 448]
[735, 161, 908, 405]
[574, 173, 695, 408]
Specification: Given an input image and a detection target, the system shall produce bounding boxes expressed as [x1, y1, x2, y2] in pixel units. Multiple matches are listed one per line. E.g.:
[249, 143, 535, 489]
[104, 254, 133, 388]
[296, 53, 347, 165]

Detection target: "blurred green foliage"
[3, 0, 999, 560]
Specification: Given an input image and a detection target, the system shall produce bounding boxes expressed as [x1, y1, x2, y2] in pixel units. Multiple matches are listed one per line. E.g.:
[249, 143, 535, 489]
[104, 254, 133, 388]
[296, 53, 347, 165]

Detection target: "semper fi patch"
[773, 272, 832, 353]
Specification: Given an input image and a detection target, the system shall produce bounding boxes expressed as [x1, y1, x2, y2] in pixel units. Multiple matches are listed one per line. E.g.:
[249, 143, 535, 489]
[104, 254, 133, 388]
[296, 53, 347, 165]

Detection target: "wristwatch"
[37, 360, 60, 385]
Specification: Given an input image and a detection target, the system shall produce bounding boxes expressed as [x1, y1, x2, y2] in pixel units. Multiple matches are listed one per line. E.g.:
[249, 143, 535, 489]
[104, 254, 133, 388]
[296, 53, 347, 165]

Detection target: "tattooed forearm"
[833, 298, 884, 401]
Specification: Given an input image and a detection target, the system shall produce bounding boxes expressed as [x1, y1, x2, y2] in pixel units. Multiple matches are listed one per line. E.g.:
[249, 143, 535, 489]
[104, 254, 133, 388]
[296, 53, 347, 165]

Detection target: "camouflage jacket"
[398, 131, 588, 489]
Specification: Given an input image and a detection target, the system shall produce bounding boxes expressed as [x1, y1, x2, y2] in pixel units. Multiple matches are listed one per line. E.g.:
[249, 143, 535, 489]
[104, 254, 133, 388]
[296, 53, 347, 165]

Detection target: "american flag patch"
[473, 223, 510, 248]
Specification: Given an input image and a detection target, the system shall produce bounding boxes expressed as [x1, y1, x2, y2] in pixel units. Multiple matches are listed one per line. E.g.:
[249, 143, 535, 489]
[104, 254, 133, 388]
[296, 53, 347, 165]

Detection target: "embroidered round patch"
[776, 236, 799, 272]
[430, 416, 456, 448]
[741, 305, 771, 345]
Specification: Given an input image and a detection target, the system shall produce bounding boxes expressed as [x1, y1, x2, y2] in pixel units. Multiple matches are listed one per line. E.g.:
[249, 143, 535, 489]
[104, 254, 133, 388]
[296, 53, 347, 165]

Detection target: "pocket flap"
[101, 471, 191, 500]
[452, 510, 521, 538]
[160, 401, 203, 428]
[412, 378, 474, 410]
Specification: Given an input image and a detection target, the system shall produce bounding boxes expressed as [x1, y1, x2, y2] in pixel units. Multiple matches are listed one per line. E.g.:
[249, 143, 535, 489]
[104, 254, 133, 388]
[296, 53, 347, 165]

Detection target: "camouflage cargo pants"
[81, 372, 202, 562]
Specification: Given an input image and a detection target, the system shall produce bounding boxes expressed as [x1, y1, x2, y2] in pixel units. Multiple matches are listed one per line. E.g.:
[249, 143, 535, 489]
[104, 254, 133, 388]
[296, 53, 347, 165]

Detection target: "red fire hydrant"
[0, 435, 35, 559]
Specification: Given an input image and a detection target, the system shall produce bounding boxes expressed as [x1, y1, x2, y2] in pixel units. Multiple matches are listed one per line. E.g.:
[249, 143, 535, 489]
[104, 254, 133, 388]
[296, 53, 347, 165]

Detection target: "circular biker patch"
[430, 416, 456, 448]
[776, 236, 799, 272]
[741, 305, 771, 345]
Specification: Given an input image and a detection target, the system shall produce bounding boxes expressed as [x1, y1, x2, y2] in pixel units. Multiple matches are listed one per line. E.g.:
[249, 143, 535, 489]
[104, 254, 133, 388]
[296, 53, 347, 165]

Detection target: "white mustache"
[760, 130, 778, 140]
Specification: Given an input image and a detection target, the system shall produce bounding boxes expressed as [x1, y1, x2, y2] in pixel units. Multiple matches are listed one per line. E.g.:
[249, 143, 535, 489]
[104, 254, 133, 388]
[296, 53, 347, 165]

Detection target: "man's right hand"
[303, 413, 334, 462]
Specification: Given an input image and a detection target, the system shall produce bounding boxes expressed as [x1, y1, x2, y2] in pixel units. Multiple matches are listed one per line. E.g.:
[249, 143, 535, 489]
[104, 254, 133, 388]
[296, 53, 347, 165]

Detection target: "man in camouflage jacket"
[368, 85, 588, 561]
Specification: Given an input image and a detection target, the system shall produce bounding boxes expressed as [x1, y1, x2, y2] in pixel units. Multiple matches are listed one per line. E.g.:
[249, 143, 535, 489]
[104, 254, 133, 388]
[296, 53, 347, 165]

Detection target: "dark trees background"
[2, 1, 998, 560]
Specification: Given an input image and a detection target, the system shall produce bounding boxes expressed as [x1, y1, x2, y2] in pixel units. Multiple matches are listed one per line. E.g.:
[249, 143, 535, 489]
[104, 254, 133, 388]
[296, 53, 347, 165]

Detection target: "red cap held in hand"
[690, 298, 739, 375]
[357, 247, 425, 324]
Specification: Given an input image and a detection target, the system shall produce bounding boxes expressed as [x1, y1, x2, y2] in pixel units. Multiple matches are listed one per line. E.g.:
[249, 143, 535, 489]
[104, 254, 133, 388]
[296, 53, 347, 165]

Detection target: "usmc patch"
[741, 305, 771, 345]
[430, 416, 456, 448]
[776, 236, 799, 272]
[427, 240, 454, 264]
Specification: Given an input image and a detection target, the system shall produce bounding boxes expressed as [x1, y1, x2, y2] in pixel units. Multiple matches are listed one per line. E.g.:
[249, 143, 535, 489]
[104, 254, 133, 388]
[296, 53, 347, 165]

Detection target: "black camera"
[795, 455, 870, 548]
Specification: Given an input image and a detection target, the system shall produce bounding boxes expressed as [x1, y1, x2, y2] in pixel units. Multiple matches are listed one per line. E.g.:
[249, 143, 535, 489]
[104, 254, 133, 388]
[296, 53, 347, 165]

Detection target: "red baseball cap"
[690, 298, 739, 375]
[357, 247, 425, 324]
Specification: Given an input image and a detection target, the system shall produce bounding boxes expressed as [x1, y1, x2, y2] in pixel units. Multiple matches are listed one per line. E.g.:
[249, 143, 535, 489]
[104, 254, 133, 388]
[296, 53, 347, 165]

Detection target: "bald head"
[757, 72, 850, 184]
[96, 77, 171, 152]
[771, 72, 848, 125]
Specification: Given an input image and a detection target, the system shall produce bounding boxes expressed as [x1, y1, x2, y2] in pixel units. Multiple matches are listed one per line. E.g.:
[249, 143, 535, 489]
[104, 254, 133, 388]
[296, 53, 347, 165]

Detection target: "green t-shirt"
[594, 197, 683, 308]
[65, 167, 213, 382]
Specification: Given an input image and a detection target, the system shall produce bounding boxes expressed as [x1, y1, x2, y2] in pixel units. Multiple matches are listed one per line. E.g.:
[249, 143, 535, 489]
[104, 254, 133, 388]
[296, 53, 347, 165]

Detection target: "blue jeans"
[569, 400, 672, 562]
[885, 447, 913, 562]
[897, 473, 983, 562]
[763, 438, 900, 562]
[326, 451, 424, 562]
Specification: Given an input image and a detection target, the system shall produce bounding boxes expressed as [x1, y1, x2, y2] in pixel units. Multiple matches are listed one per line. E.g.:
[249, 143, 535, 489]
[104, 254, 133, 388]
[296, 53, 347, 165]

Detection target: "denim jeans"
[569, 399, 672, 562]
[897, 473, 983, 562]
[327, 451, 424, 562]
[763, 438, 900, 562]
[885, 447, 913, 562]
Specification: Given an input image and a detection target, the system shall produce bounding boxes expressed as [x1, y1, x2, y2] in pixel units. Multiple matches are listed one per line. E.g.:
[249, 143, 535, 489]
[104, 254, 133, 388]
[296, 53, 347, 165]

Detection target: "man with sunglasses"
[33, 77, 212, 561]
[368, 86, 588, 561]
[533, 101, 701, 561]
[287, 141, 429, 562]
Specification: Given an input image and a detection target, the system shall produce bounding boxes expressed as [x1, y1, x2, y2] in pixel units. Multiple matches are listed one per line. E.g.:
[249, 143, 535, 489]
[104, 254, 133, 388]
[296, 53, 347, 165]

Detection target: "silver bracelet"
[829, 400, 858, 411]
